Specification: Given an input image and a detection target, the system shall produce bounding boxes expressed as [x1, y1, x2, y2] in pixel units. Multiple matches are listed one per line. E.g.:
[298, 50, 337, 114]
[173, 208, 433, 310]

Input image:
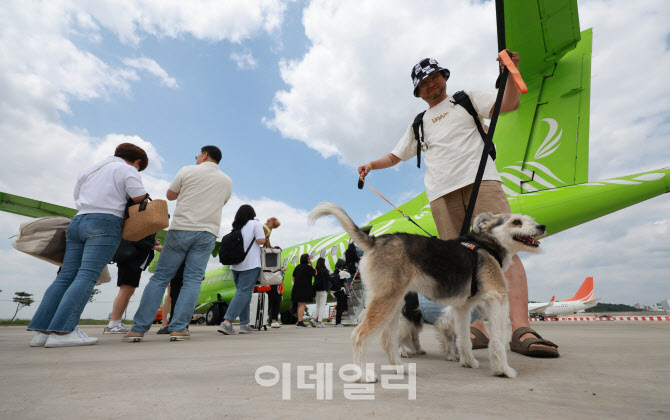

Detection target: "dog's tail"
[308, 202, 374, 252]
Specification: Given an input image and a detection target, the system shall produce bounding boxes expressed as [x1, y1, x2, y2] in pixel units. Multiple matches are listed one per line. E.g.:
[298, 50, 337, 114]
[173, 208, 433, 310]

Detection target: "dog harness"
[460, 241, 503, 298]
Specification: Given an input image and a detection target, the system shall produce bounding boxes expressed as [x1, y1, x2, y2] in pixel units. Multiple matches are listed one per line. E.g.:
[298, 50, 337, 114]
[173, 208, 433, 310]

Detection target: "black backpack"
[218, 229, 254, 265]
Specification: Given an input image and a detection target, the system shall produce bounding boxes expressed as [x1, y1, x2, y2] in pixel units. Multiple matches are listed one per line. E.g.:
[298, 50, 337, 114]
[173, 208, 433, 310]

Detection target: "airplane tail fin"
[563, 277, 594, 302]
[550, 296, 555, 302]
[309, 202, 375, 252]
[495, 1, 592, 195]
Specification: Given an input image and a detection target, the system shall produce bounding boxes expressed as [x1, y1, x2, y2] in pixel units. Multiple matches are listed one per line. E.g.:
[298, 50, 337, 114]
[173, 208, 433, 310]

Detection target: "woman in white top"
[27, 143, 149, 348]
[218, 204, 265, 335]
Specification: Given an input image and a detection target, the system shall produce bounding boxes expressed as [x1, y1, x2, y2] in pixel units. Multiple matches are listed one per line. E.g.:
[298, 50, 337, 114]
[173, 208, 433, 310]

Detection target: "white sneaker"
[335, 324, 344, 327]
[318, 322, 325, 328]
[270, 322, 281, 328]
[44, 328, 99, 348]
[103, 323, 129, 334]
[238, 324, 254, 334]
[30, 332, 49, 347]
[309, 318, 318, 328]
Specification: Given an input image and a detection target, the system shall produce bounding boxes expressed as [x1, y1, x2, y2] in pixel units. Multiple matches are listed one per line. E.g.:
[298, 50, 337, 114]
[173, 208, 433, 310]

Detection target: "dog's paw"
[400, 350, 411, 358]
[445, 352, 459, 362]
[357, 368, 378, 383]
[493, 366, 517, 379]
[459, 356, 479, 369]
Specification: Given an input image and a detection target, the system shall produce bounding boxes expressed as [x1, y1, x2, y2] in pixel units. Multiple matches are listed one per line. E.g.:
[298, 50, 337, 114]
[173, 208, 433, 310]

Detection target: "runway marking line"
[529, 316, 670, 322]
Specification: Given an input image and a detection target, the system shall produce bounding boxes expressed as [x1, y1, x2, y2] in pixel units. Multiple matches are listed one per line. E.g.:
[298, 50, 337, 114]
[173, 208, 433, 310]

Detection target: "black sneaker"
[296, 321, 307, 328]
[157, 327, 169, 334]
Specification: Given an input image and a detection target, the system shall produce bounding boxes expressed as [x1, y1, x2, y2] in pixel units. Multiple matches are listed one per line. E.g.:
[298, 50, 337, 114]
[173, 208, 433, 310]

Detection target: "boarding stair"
[339, 272, 366, 324]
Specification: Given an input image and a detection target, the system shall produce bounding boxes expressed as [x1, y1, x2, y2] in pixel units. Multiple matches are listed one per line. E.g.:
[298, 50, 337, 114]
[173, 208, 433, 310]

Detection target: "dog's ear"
[472, 212, 495, 234]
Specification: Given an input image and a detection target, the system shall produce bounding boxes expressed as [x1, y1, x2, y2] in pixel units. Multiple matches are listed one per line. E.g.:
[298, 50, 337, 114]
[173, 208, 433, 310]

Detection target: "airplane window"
[319, 248, 326, 258]
[291, 256, 297, 265]
[283, 258, 288, 267]
[310, 251, 316, 258]
[331, 246, 337, 257]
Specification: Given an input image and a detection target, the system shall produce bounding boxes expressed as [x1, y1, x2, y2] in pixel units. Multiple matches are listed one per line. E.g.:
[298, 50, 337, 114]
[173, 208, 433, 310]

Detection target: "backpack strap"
[244, 237, 254, 255]
[412, 111, 427, 168]
[451, 91, 496, 160]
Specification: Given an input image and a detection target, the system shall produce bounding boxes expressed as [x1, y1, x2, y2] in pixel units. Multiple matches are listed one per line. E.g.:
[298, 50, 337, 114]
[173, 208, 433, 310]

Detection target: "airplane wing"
[528, 302, 553, 316]
[0, 192, 77, 219]
[494, 0, 592, 194]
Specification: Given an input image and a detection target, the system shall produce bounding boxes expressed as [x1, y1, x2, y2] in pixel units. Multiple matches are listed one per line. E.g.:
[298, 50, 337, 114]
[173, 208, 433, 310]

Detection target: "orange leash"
[498, 50, 527, 94]
[357, 175, 435, 238]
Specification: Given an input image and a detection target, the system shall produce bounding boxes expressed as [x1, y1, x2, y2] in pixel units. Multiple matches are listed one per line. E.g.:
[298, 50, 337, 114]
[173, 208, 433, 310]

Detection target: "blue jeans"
[131, 230, 215, 333]
[224, 268, 261, 325]
[417, 293, 481, 325]
[28, 213, 123, 333]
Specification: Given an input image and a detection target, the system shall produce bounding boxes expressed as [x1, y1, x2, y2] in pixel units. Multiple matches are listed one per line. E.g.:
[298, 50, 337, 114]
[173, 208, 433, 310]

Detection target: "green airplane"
[1, 0, 668, 325]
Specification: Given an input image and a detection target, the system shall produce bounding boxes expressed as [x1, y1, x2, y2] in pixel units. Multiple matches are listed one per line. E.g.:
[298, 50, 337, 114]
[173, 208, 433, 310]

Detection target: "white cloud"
[75, 0, 289, 46]
[230, 51, 259, 70]
[123, 57, 179, 88]
[0, 0, 291, 205]
[521, 195, 670, 305]
[218, 194, 344, 246]
[265, 0, 497, 163]
[265, 0, 670, 180]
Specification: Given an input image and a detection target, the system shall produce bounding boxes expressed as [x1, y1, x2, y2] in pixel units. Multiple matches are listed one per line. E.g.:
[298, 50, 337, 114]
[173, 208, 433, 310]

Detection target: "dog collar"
[460, 241, 503, 268]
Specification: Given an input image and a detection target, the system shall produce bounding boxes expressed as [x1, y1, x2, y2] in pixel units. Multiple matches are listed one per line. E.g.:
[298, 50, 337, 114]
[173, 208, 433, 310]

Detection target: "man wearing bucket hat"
[357, 54, 560, 358]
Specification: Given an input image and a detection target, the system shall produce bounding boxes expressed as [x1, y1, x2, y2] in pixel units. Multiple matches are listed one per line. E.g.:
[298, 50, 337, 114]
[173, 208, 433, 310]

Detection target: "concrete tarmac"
[1, 322, 669, 420]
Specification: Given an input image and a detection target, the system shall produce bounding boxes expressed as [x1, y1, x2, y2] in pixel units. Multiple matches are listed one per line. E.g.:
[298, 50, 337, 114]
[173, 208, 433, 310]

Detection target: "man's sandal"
[470, 327, 489, 349]
[510, 327, 559, 358]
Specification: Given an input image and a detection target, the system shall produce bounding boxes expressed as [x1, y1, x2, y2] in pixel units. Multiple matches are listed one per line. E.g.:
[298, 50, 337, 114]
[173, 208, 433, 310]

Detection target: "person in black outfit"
[291, 253, 315, 328]
[105, 234, 161, 333]
[344, 243, 360, 287]
[267, 283, 283, 328]
[330, 259, 351, 326]
[311, 257, 330, 327]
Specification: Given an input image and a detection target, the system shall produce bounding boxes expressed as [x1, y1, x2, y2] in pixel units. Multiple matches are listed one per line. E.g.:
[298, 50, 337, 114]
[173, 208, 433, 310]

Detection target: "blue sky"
[0, 0, 669, 319]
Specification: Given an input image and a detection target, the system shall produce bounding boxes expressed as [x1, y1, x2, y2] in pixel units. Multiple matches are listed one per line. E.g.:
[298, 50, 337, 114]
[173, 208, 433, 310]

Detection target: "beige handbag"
[121, 196, 169, 241]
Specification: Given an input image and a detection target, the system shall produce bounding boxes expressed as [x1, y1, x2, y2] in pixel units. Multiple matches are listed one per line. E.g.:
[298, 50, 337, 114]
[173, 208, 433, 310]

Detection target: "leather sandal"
[470, 326, 489, 349]
[510, 327, 559, 358]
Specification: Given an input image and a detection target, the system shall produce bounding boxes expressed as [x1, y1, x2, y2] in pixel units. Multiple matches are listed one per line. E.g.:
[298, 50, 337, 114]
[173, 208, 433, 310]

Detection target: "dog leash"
[459, 49, 527, 237]
[357, 176, 435, 238]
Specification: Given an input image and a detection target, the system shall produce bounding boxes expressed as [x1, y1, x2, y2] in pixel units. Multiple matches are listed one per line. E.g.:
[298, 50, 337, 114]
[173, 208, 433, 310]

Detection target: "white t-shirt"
[74, 156, 147, 218]
[391, 90, 502, 202]
[168, 162, 233, 237]
[230, 219, 265, 271]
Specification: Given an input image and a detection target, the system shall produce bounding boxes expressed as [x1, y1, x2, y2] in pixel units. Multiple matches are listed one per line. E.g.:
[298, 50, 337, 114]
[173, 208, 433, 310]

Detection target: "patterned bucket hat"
[411, 58, 450, 97]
